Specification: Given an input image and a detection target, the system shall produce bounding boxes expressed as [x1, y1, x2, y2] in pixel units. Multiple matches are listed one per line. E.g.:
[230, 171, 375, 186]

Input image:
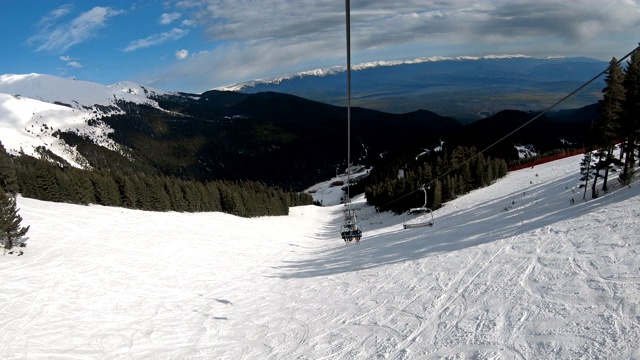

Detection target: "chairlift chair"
[403, 186, 435, 229]
[340, 222, 362, 243]
[341, 203, 362, 242]
[403, 208, 434, 229]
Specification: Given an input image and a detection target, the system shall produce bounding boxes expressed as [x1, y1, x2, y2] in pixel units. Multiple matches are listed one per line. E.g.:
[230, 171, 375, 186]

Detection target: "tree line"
[580, 49, 640, 198]
[1, 142, 312, 218]
[352, 146, 508, 214]
[0, 143, 29, 253]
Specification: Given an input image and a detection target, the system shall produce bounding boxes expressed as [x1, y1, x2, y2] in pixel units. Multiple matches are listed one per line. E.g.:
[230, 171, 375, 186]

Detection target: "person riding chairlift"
[351, 224, 361, 242]
[341, 225, 352, 242]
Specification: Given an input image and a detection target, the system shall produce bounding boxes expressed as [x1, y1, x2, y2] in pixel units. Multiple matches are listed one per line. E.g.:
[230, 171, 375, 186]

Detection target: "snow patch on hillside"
[0, 74, 165, 110]
[0, 93, 108, 167]
[515, 144, 538, 159]
[0, 74, 174, 167]
[108, 81, 171, 99]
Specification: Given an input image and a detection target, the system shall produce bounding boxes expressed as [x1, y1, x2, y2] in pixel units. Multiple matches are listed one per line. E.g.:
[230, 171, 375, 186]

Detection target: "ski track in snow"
[1, 155, 640, 359]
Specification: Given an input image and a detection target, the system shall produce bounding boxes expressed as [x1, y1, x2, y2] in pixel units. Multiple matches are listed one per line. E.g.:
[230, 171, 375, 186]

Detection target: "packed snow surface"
[1, 155, 640, 359]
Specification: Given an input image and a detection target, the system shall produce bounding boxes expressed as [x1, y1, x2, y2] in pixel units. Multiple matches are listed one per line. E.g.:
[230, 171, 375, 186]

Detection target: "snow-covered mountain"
[0, 73, 168, 110]
[215, 54, 538, 91]
[0, 73, 172, 167]
[2, 154, 639, 358]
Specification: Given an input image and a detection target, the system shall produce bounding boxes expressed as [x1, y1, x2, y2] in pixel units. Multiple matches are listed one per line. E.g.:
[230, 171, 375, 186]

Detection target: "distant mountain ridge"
[216, 54, 543, 91]
[218, 55, 608, 120]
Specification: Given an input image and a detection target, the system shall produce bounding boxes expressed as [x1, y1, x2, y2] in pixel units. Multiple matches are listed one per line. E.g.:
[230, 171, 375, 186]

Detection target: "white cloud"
[175, 1, 640, 52]
[182, 19, 196, 27]
[59, 55, 82, 68]
[28, 6, 124, 54]
[46, 4, 73, 21]
[149, 0, 640, 91]
[160, 12, 181, 25]
[175, 49, 189, 60]
[144, 38, 340, 92]
[123, 28, 189, 52]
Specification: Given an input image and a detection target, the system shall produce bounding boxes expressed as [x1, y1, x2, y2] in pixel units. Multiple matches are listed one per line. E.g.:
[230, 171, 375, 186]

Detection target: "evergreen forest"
[579, 50, 640, 199]
[1, 144, 311, 217]
[351, 146, 509, 214]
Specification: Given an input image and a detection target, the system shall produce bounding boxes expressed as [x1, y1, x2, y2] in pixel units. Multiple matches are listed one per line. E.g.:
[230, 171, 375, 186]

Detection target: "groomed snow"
[1, 154, 639, 359]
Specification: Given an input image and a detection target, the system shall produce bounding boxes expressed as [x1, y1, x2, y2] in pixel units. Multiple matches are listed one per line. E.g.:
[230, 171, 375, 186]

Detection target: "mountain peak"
[0, 73, 167, 110]
[0, 73, 174, 167]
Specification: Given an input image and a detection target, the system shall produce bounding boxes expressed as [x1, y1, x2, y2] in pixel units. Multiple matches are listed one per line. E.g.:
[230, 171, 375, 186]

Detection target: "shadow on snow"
[274, 171, 637, 279]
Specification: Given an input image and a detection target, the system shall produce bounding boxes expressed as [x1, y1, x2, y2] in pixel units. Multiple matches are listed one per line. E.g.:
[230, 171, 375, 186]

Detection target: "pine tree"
[432, 179, 443, 209]
[91, 173, 121, 207]
[591, 154, 603, 199]
[471, 153, 487, 188]
[219, 183, 246, 216]
[204, 181, 222, 212]
[620, 49, 640, 184]
[1, 193, 30, 254]
[579, 151, 594, 200]
[33, 162, 62, 202]
[165, 178, 188, 212]
[598, 57, 625, 191]
[131, 175, 152, 210]
[496, 158, 508, 178]
[443, 175, 457, 201]
[116, 173, 138, 208]
[145, 176, 171, 211]
[182, 181, 203, 212]
[0, 142, 19, 195]
[73, 173, 96, 205]
[484, 156, 495, 186]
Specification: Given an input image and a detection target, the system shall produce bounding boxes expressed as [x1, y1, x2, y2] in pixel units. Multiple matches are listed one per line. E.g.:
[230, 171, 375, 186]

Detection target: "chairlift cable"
[376, 43, 640, 211]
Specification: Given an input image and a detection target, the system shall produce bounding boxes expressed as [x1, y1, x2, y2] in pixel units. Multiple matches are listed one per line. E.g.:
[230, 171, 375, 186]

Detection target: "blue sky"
[1, 0, 639, 93]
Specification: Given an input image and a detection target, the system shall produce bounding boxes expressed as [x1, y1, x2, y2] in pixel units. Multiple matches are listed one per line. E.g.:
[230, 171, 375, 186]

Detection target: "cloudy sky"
[1, 0, 639, 93]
